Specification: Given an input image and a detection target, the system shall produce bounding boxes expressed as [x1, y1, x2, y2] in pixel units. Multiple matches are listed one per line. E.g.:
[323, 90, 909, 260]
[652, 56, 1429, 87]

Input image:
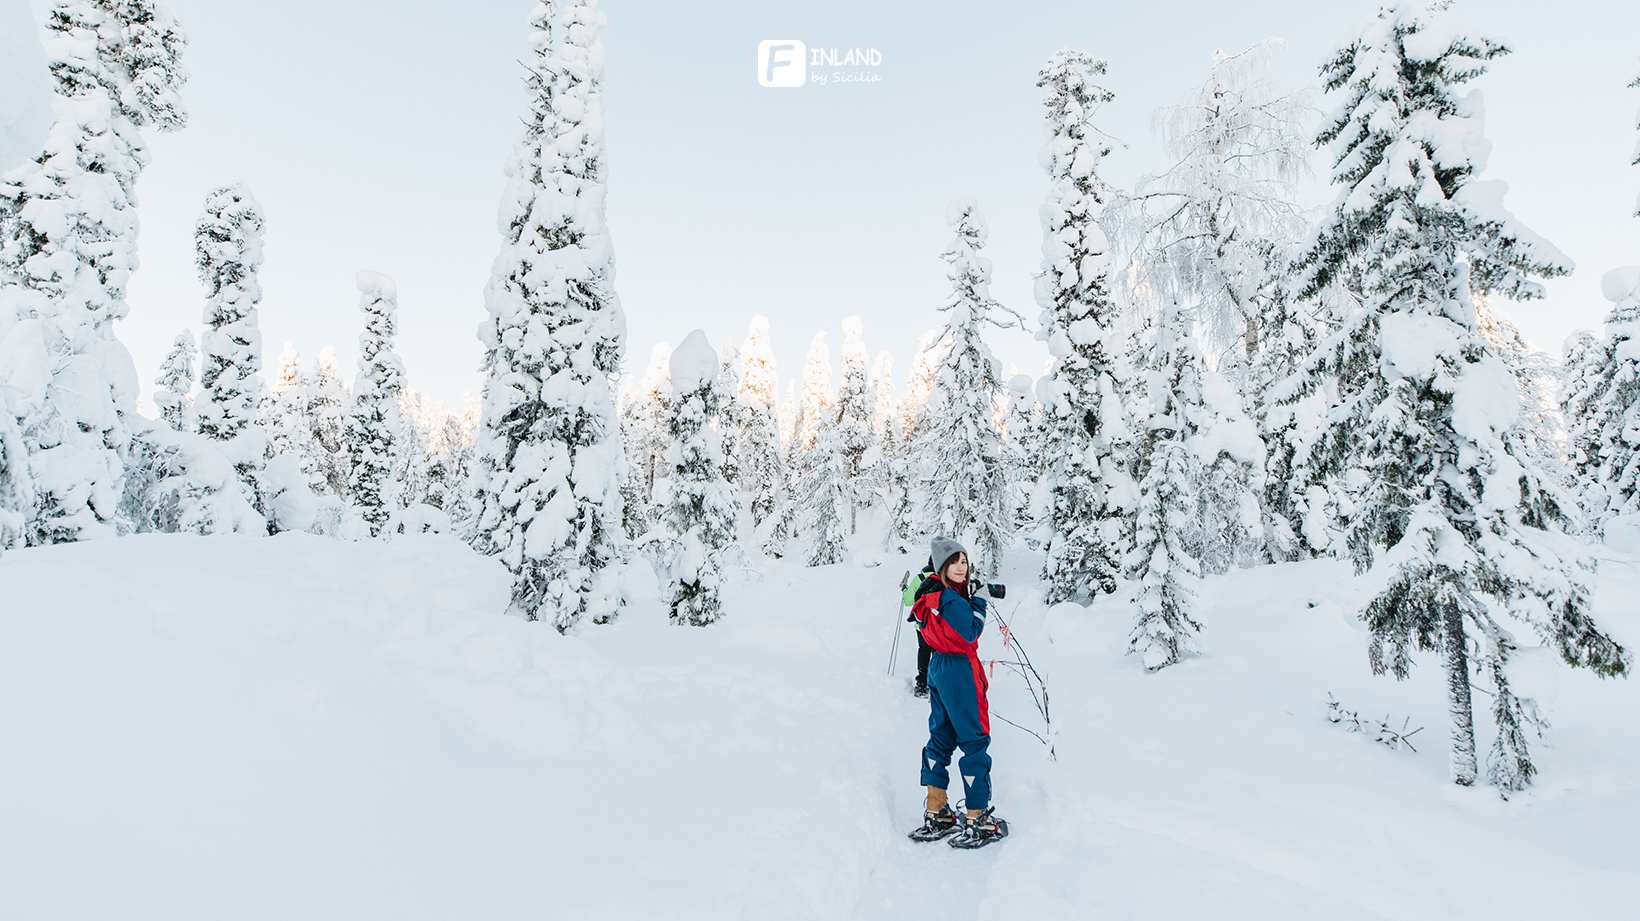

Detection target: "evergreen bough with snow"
[1293, 4, 1631, 793]
[472, 0, 627, 631]
[659, 331, 738, 625]
[1033, 49, 1137, 603]
[736, 316, 785, 530]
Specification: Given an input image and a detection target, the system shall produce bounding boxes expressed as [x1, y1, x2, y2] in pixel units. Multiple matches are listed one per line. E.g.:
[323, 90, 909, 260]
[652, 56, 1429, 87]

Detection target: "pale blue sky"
[22, 0, 1640, 410]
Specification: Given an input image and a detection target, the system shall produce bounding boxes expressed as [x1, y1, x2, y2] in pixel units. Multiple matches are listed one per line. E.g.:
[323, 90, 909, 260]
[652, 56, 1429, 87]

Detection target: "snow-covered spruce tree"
[260, 341, 308, 460]
[795, 332, 830, 453]
[303, 345, 350, 496]
[0, 0, 187, 543]
[912, 199, 1020, 573]
[717, 337, 741, 488]
[786, 331, 848, 564]
[393, 388, 429, 511]
[1127, 304, 1204, 671]
[736, 315, 784, 528]
[195, 183, 265, 443]
[1002, 373, 1042, 531]
[887, 331, 940, 551]
[1292, 4, 1631, 792]
[1034, 48, 1138, 603]
[472, 0, 627, 630]
[777, 380, 798, 455]
[837, 316, 879, 530]
[344, 270, 404, 535]
[621, 342, 671, 514]
[659, 330, 738, 624]
[870, 350, 897, 500]
[152, 329, 195, 431]
[1565, 268, 1640, 522]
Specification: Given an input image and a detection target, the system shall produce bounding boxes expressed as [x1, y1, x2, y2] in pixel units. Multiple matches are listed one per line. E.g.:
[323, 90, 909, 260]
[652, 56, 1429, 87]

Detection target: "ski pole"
[887, 570, 910, 676]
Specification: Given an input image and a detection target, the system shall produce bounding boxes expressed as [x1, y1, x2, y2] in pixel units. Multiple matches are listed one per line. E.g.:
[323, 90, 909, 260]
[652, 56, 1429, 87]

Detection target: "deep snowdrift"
[2, 533, 1636, 920]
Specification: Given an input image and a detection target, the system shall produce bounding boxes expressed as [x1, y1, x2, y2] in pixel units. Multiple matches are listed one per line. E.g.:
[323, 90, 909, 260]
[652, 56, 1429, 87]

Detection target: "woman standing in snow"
[906, 537, 1009, 848]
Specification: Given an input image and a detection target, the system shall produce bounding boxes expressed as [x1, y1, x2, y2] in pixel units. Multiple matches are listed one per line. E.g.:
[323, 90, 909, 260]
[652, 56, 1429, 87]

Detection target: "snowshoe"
[907, 804, 960, 842]
[948, 807, 1008, 849]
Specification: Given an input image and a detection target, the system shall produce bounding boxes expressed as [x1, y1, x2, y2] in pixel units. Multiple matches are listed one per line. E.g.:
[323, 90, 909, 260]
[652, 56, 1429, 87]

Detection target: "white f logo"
[758, 40, 806, 87]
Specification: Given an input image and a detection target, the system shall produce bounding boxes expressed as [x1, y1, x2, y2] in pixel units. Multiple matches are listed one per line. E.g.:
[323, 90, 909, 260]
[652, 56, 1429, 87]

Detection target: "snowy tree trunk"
[1442, 601, 1478, 786]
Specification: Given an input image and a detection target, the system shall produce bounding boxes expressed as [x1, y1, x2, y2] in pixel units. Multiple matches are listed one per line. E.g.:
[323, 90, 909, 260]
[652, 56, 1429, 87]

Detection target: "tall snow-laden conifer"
[1293, 4, 1630, 792]
[1002, 373, 1041, 530]
[1128, 303, 1204, 670]
[261, 340, 310, 463]
[1566, 268, 1640, 521]
[789, 332, 847, 564]
[736, 316, 784, 528]
[303, 345, 349, 496]
[659, 330, 738, 624]
[473, 0, 626, 630]
[870, 350, 897, 511]
[837, 317, 878, 529]
[717, 337, 741, 488]
[913, 199, 1019, 573]
[153, 329, 195, 431]
[345, 270, 404, 535]
[1034, 48, 1137, 603]
[194, 183, 264, 444]
[394, 388, 429, 511]
[0, 0, 187, 543]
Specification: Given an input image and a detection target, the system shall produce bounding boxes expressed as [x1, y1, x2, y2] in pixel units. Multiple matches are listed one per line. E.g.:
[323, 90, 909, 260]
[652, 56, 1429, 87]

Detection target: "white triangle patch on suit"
[927, 758, 936, 771]
[964, 775, 975, 787]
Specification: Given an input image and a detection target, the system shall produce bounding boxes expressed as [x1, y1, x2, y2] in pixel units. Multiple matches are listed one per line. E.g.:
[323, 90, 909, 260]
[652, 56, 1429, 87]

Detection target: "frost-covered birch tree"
[1110, 40, 1313, 371]
[1293, 4, 1631, 793]
[913, 199, 1020, 573]
[473, 0, 626, 630]
[1034, 48, 1137, 603]
[0, 0, 187, 543]
[660, 330, 738, 624]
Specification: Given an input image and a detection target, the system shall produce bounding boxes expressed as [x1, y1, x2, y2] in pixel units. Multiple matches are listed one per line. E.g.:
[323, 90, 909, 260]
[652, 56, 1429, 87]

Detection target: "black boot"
[907, 804, 960, 842]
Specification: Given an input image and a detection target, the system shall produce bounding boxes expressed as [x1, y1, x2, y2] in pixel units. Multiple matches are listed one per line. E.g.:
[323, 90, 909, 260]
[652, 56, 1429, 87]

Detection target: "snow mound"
[668, 329, 717, 391]
[355, 269, 397, 301]
[1601, 266, 1640, 303]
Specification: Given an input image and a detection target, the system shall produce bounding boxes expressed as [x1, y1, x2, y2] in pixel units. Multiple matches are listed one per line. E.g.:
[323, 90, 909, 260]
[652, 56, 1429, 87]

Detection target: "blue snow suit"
[914, 577, 992, 810]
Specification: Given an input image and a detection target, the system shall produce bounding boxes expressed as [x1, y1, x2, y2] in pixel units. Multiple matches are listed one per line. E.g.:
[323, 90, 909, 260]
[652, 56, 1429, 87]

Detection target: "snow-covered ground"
[2, 533, 1637, 920]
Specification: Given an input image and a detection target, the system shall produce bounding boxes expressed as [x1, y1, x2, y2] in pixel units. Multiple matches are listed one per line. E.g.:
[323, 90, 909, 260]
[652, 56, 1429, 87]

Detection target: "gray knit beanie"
[930, 536, 968, 576]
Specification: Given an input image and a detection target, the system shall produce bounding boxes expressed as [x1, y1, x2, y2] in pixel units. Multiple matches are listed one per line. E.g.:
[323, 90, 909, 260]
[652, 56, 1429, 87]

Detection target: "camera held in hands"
[973, 581, 1005, 600]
